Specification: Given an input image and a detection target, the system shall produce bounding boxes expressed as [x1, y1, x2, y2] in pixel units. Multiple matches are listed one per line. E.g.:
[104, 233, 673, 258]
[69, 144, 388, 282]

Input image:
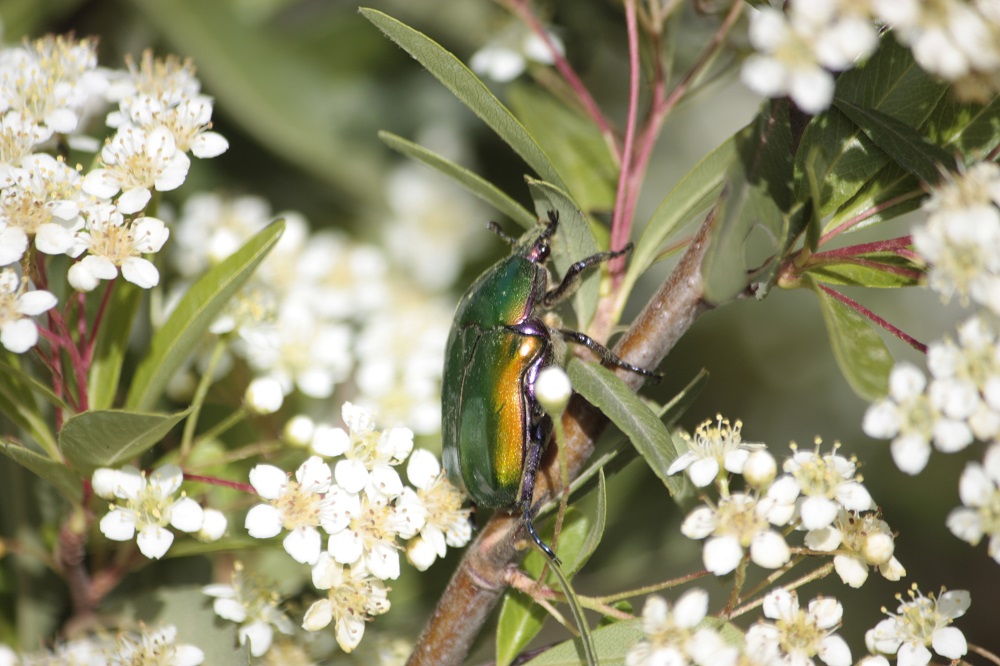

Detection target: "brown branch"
[405, 206, 718, 666]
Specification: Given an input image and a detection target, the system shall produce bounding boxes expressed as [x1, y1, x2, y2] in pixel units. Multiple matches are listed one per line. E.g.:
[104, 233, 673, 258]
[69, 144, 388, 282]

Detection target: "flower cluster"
[672, 418, 894, 587]
[0, 624, 204, 666]
[742, 0, 1000, 113]
[202, 562, 294, 657]
[165, 191, 454, 430]
[864, 586, 970, 666]
[863, 161, 1000, 565]
[242, 403, 470, 653]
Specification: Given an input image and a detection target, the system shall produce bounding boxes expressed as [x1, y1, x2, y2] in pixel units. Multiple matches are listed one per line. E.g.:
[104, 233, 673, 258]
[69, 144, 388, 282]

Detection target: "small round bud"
[244, 377, 284, 415]
[863, 532, 895, 565]
[536, 366, 572, 416]
[743, 450, 777, 489]
[284, 415, 316, 448]
[91, 467, 120, 499]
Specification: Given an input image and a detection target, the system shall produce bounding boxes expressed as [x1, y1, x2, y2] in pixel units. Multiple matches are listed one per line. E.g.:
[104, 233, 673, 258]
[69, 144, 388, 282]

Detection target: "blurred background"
[2, 0, 997, 661]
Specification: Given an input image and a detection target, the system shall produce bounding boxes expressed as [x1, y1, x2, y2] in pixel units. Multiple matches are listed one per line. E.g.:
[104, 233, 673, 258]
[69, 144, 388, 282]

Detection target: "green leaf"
[567, 359, 688, 502]
[570, 469, 606, 575]
[0, 356, 68, 412]
[703, 100, 794, 305]
[806, 253, 923, 288]
[621, 136, 736, 308]
[360, 8, 566, 190]
[0, 439, 81, 502]
[799, 34, 946, 224]
[497, 510, 591, 666]
[0, 354, 56, 457]
[527, 179, 601, 327]
[88, 281, 142, 411]
[833, 98, 952, 186]
[60, 408, 190, 473]
[522, 618, 645, 665]
[126, 220, 284, 410]
[808, 277, 893, 400]
[379, 130, 537, 229]
[508, 83, 617, 213]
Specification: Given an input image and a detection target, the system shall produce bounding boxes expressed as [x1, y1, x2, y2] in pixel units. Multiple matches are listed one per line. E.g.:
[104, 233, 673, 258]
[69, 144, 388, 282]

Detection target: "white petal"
[212, 598, 247, 623]
[366, 541, 400, 580]
[99, 508, 136, 541]
[789, 67, 835, 114]
[958, 463, 992, 507]
[283, 527, 322, 565]
[153, 152, 191, 191]
[302, 599, 333, 631]
[328, 529, 363, 565]
[1, 319, 38, 353]
[137, 525, 175, 559]
[335, 459, 369, 494]
[762, 588, 795, 620]
[117, 187, 152, 214]
[91, 468, 120, 499]
[673, 588, 709, 628]
[406, 535, 438, 571]
[311, 426, 350, 457]
[244, 504, 283, 539]
[191, 132, 229, 158]
[150, 463, 184, 495]
[112, 466, 144, 499]
[239, 621, 274, 657]
[688, 457, 721, 487]
[808, 597, 843, 629]
[898, 641, 932, 666]
[938, 590, 970, 618]
[296, 456, 332, 492]
[805, 526, 842, 551]
[249, 464, 287, 499]
[198, 509, 228, 541]
[121, 256, 160, 288]
[680, 506, 717, 539]
[819, 634, 852, 666]
[703, 536, 743, 575]
[833, 554, 870, 588]
[35, 224, 76, 255]
[0, 226, 28, 265]
[836, 482, 874, 512]
[406, 449, 441, 489]
[891, 435, 931, 475]
[82, 169, 120, 199]
[169, 497, 205, 533]
[800, 496, 839, 530]
[750, 530, 791, 569]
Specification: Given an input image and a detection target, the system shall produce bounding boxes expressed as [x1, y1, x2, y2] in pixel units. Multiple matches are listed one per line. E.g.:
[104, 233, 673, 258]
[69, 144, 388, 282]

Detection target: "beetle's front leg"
[518, 421, 560, 564]
[542, 243, 634, 307]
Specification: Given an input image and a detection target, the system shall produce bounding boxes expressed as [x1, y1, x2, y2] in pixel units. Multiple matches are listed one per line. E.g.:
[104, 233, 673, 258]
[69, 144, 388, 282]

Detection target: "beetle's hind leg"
[542, 243, 634, 308]
[518, 425, 560, 564]
[559, 328, 663, 383]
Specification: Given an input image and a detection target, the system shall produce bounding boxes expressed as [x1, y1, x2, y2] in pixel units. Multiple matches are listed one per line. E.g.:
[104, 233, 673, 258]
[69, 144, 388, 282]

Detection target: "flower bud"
[536, 366, 572, 416]
[743, 450, 777, 489]
[245, 377, 284, 414]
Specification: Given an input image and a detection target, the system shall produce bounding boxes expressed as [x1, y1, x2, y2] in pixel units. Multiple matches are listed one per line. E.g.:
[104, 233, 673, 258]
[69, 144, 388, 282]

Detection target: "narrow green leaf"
[88, 281, 142, 411]
[0, 439, 81, 502]
[546, 559, 597, 666]
[60, 408, 191, 473]
[567, 359, 687, 501]
[126, 220, 284, 410]
[703, 100, 794, 305]
[496, 510, 591, 666]
[527, 179, 601, 327]
[0, 355, 56, 457]
[833, 98, 952, 186]
[808, 277, 893, 400]
[807, 253, 923, 288]
[379, 130, 536, 229]
[0, 357, 68, 412]
[570, 469, 606, 575]
[360, 8, 566, 190]
[508, 83, 617, 213]
[522, 618, 645, 665]
[622, 136, 736, 305]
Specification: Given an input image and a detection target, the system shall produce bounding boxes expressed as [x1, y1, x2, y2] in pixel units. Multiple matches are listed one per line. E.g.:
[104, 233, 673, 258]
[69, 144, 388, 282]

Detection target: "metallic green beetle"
[442, 210, 660, 560]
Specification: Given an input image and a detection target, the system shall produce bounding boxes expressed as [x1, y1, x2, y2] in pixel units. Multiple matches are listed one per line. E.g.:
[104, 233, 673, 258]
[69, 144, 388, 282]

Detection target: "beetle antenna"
[486, 221, 518, 245]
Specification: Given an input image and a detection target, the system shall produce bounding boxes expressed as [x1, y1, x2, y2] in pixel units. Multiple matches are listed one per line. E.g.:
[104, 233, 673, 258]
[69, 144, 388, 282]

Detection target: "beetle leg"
[558, 328, 664, 383]
[519, 422, 560, 564]
[542, 243, 634, 308]
[486, 221, 518, 245]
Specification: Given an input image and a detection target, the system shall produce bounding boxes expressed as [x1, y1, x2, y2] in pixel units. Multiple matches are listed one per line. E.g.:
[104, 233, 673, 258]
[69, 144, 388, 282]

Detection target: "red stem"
[610, 0, 642, 266]
[817, 283, 926, 353]
[819, 191, 924, 246]
[811, 235, 913, 260]
[182, 473, 255, 495]
[84, 278, 117, 366]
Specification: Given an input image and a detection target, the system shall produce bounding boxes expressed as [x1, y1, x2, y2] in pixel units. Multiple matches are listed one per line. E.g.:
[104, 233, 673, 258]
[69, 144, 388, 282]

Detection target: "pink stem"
[84, 278, 117, 366]
[819, 191, 923, 246]
[817, 283, 926, 353]
[610, 0, 642, 268]
[183, 473, 255, 495]
[811, 235, 913, 260]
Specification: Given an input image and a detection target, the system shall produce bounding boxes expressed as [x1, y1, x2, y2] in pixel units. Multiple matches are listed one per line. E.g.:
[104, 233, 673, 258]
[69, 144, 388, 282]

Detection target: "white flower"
[107, 51, 201, 110]
[625, 589, 737, 666]
[747, 588, 851, 666]
[668, 415, 764, 487]
[866, 587, 970, 666]
[680, 493, 790, 575]
[0, 268, 57, 354]
[244, 456, 359, 565]
[313, 402, 413, 497]
[405, 449, 471, 571]
[0, 153, 85, 265]
[326, 487, 425, 580]
[82, 126, 190, 214]
[303, 554, 390, 653]
[244, 376, 285, 414]
[469, 25, 564, 82]
[95, 464, 204, 559]
[68, 204, 169, 291]
[109, 625, 203, 666]
[781, 441, 874, 530]
[120, 94, 228, 158]
[0, 111, 51, 178]
[741, 8, 836, 114]
[170, 193, 273, 278]
[947, 444, 1000, 562]
[202, 563, 294, 658]
[805, 508, 905, 587]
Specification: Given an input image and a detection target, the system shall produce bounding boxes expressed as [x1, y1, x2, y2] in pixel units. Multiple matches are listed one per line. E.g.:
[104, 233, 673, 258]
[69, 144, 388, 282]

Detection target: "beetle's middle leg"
[541, 243, 634, 308]
[518, 423, 560, 564]
[559, 328, 663, 383]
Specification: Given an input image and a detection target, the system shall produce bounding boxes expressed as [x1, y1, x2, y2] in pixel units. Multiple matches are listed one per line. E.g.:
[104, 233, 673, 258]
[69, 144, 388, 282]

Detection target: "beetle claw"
[524, 513, 560, 565]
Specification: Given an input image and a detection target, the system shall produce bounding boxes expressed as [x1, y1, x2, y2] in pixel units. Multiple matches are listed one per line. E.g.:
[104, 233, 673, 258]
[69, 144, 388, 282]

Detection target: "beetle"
[442, 210, 661, 561]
